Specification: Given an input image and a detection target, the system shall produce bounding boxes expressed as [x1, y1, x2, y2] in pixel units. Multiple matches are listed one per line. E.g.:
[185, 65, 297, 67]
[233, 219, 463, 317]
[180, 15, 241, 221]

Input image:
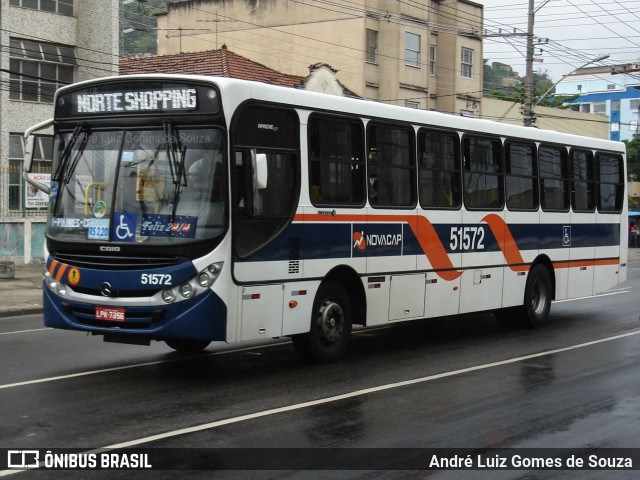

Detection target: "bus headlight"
[46, 275, 57, 290]
[179, 283, 194, 299]
[162, 289, 176, 304]
[156, 262, 222, 305]
[198, 272, 211, 288]
[56, 283, 67, 296]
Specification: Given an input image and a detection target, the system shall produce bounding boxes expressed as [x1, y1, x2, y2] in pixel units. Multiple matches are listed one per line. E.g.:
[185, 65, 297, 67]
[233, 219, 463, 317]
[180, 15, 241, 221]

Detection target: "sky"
[479, 0, 640, 82]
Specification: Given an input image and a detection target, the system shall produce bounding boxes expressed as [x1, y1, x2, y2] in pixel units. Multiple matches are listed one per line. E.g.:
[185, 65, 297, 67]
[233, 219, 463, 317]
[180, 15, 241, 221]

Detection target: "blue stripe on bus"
[236, 222, 621, 263]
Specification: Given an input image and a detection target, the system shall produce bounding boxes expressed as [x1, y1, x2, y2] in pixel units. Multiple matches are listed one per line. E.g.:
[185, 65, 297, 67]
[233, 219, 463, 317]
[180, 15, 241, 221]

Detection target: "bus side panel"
[502, 210, 540, 309]
[594, 211, 624, 294]
[364, 276, 391, 326]
[458, 209, 505, 314]
[418, 210, 462, 319]
[282, 280, 322, 336]
[299, 207, 366, 280]
[567, 212, 596, 298]
[544, 213, 571, 301]
[239, 284, 284, 341]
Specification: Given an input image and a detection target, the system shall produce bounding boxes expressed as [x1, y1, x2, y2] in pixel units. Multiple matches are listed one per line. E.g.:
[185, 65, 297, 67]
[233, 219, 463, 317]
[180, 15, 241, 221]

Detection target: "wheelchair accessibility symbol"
[562, 226, 571, 247]
[113, 212, 136, 242]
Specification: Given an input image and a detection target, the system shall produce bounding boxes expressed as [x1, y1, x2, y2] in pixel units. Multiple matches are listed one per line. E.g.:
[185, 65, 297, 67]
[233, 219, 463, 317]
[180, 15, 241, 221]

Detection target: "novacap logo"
[353, 231, 367, 250]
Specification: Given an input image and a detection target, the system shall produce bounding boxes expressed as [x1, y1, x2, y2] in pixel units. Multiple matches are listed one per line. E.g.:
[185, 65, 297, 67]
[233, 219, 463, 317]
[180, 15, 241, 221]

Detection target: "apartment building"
[557, 62, 640, 142]
[156, 0, 484, 115]
[0, 0, 119, 263]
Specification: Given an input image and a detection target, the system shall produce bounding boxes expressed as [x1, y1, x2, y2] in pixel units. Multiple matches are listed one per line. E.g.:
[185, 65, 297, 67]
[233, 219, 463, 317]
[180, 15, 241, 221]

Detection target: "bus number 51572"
[450, 226, 486, 252]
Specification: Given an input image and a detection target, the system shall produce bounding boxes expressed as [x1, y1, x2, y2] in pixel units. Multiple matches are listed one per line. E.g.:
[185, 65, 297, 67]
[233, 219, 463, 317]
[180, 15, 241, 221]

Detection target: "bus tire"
[292, 281, 352, 364]
[521, 264, 552, 328]
[495, 264, 552, 328]
[165, 338, 211, 353]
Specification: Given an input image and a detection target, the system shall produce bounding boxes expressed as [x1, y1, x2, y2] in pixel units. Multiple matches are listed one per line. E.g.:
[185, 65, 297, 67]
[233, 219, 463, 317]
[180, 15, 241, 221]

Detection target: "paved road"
[1, 264, 639, 479]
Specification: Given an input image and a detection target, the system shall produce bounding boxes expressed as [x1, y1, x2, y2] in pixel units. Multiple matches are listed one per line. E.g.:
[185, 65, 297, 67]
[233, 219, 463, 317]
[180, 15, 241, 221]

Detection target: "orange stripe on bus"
[294, 213, 464, 279]
[411, 216, 463, 281]
[553, 258, 619, 269]
[55, 263, 69, 282]
[294, 213, 618, 279]
[482, 214, 529, 272]
[48, 259, 60, 277]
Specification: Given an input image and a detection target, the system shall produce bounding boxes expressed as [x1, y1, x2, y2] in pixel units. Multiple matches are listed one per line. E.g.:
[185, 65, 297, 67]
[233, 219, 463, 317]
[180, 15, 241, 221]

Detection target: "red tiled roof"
[119, 47, 304, 88]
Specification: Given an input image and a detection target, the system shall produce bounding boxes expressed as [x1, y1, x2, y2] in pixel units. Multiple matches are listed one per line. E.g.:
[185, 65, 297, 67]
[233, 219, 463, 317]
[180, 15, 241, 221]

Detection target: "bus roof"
[55, 73, 625, 154]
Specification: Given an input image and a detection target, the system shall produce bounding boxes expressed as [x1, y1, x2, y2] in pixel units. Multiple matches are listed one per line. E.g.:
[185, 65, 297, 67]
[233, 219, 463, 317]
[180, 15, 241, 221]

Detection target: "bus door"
[459, 135, 505, 314]
[230, 104, 301, 341]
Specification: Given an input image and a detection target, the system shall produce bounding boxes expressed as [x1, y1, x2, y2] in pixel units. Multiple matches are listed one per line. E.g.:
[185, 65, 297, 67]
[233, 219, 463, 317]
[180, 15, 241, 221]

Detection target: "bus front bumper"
[43, 286, 227, 343]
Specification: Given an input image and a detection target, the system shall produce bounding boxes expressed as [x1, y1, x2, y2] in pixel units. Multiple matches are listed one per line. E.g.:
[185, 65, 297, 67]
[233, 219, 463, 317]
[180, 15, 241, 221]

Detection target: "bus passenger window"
[233, 149, 298, 257]
[367, 123, 416, 208]
[308, 115, 365, 206]
[571, 149, 595, 212]
[505, 141, 537, 210]
[418, 129, 460, 208]
[539, 145, 569, 211]
[596, 152, 623, 213]
[462, 135, 503, 209]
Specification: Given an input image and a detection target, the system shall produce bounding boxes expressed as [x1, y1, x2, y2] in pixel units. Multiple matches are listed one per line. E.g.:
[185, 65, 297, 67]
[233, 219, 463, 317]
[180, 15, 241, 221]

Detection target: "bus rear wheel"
[292, 281, 353, 364]
[522, 264, 552, 328]
[496, 264, 552, 328]
[165, 339, 211, 353]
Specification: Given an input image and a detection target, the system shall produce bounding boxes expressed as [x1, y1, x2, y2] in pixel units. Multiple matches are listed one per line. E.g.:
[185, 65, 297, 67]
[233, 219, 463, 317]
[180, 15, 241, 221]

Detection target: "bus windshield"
[48, 126, 227, 245]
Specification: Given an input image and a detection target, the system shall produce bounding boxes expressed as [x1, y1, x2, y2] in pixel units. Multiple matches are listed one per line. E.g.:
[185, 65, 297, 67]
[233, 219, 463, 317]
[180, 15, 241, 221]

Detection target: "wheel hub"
[318, 301, 344, 343]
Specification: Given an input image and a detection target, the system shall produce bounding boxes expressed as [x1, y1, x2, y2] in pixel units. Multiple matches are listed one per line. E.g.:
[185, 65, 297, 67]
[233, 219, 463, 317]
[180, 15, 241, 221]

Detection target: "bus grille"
[52, 254, 184, 270]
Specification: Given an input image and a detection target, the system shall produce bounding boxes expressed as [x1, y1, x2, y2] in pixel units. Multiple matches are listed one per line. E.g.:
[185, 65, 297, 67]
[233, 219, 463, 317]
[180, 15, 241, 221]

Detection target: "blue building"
[556, 63, 640, 142]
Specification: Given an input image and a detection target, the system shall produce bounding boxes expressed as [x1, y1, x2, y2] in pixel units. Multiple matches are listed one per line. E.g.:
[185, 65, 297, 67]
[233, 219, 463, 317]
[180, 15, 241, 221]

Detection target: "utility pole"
[522, 0, 535, 127]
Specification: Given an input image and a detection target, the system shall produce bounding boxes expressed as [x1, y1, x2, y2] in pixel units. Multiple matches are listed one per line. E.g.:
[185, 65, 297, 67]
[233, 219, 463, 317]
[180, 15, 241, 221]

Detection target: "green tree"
[624, 136, 640, 183]
[120, 0, 170, 57]
[483, 59, 516, 97]
[483, 64, 579, 108]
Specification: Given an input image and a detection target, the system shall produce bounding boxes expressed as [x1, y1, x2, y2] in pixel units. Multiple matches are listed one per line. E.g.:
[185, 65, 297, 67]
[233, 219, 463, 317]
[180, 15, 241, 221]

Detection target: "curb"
[0, 308, 44, 319]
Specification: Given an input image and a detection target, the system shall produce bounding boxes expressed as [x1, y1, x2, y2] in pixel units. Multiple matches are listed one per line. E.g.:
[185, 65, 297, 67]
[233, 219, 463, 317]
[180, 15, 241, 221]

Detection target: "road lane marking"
[0, 286, 633, 391]
[0, 342, 288, 391]
[2, 328, 640, 477]
[95, 329, 640, 450]
[553, 290, 630, 303]
[0, 328, 51, 336]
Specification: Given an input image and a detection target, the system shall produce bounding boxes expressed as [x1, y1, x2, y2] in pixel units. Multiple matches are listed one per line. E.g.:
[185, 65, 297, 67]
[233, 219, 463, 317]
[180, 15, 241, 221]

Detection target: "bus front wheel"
[292, 281, 353, 364]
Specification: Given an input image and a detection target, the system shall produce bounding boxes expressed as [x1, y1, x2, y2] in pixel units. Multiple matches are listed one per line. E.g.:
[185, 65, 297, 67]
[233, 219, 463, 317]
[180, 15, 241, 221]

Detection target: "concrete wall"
[481, 97, 609, 139]
[0, 1, 119, 264]
[156, 0, 484, 113]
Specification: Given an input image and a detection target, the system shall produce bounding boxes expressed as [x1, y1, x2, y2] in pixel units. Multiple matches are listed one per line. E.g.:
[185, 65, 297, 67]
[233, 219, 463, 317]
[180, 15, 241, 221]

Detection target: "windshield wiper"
[62, 127, 90, 185]
[163, 121, 188, 216]
[52, 125, 88, 183]
[163, 121, 187, 186]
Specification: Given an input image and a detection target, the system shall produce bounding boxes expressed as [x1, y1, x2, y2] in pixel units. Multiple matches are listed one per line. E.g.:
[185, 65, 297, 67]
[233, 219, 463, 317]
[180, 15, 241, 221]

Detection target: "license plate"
[95, 306, 125, 322]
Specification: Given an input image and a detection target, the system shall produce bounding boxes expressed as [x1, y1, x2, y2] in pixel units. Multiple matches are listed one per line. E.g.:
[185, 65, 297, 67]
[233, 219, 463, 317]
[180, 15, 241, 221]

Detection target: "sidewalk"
[1, 250, 639, 319]
[0, 262, 44, 318]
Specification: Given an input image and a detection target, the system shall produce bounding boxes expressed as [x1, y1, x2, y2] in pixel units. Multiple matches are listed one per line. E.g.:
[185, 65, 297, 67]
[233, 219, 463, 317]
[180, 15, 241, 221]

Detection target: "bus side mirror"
[251, 150, 268, 190]
[23, 118, 54, 194]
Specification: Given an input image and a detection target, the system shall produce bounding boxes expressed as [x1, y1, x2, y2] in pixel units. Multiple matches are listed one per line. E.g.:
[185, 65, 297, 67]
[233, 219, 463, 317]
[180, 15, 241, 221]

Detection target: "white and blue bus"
[24, 75, 628, 363]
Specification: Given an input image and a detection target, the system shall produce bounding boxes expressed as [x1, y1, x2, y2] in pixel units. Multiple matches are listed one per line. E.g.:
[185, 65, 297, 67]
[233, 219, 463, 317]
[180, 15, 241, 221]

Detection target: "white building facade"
[557, 63, 640, 142]
[0, 0, 119, 263]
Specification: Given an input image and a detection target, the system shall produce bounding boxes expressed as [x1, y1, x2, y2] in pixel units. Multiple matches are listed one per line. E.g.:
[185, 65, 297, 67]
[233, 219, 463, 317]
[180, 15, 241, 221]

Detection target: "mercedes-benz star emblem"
[100, 282, 113, 297]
